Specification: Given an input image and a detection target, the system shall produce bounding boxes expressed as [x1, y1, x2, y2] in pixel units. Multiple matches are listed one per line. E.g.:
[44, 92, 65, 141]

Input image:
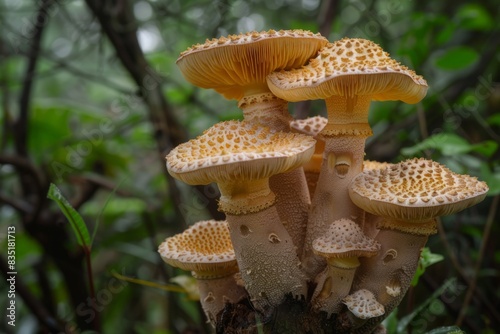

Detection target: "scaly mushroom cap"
[349, 158, 489, 223]
[290, 116, 327, 173]
[342, 289, 385, 319]
[166, 120, 316, 185]
[363, 160, 392, 171]
[176, 29, 328, 100]
[312, 218, 380, 260]
[290, 115, 328, 138]
[158, 220, 237, 278]
[267, 38, 427, 103]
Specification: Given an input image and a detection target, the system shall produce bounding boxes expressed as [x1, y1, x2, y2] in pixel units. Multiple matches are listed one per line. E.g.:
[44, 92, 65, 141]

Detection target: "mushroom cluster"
[158, 30, 489, 333]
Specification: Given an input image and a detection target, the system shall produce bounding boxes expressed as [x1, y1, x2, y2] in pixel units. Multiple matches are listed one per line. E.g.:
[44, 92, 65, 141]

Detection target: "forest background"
[0, 0, 499, 333]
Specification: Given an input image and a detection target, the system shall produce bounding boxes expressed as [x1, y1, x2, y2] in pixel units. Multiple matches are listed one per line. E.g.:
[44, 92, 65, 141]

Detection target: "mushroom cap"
[312, 218, 380, 259]
[363, 160, 392, 171]
[166, 120, 316, 185]
[267, 38, 428, 103]
[349, 158, 489, 222]
[158, 220, 238, 277]
[290, 115, 328, 138]
[176, 29, 328, 100]
[342, 289, 385, 319]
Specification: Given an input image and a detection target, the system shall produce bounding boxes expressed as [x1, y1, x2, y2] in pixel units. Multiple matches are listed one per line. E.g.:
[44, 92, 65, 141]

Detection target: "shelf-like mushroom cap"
[166, 120, 316, 185]
[312, 218, 380, 261]
[349, 158, 489, 223]
[342, 289, 385, 319]
[158, 220, 238, 278]
[176, 29, 328, 100]
[290, 115, 328, 138]
[267, 38, 428, 103]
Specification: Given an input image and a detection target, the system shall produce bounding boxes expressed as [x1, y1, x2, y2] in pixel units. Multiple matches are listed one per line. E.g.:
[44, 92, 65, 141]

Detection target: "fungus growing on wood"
[267, 38, 428, 277]
[311, 218, 380, 314]
[348, 158, 489, 332]
[177, 30, 328, 253]
[158, 220, 247, 326]
[166, 120, 315, 311]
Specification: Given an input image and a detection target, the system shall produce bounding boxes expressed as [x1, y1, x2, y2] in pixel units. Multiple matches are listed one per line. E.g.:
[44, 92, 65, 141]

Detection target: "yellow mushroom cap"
[267, 38, 428, 103]
[362, 160, 392, 171]
[342, 289, 385, 320]
[166, 120, 316, 185]
[290, 115, 328, 138]
[176, 29, 328, 100]
[312, 218, 380, 260]
[349, 158, 489, 222]
[158, 220, 238, 278]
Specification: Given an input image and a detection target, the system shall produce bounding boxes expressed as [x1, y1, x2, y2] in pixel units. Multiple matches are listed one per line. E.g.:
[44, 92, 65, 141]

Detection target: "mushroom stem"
[302, 95, 373, 277]
[312, 257, 360, 314]
[269, 168, 310, 256]
[239, 93, 293, 132]
[303, 134, 367, 276]
[302, 141, 325, 200]
[323, 95, 373, 134]
[239, 92, 312, 255]
[219, 179, 307, 312]
[218, 179, 276, 215]
[361, 211, 382, 239]
[351, 220, 432, 332]
[195, 273, 248, 326]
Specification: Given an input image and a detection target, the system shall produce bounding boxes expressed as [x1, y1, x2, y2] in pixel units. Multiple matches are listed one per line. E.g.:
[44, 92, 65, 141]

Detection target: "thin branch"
[34, 257, 57, 318]
[437, 217, 500, 326]
[69, 162, 104, 210]
[318, 0, 338, 37]
[456, 195, 500, 326]
[70, 173, 133, 197]
[83, 0, 223, 221]
[14, 0, 55, 157]
[0, 192, 33, 213]
[0, 155, 45, 194]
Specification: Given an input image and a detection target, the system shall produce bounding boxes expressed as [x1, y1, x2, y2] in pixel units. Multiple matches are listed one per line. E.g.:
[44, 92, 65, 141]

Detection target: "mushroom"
[361, 160, 393, 238]
[267, 38, 428, 277]
[177, 29, 328, 255]
[311, 218, 380, 315]
[158, 220, 248, 326]
[362, 160, 392, 171]
[348, 158, 489, 332]
[166, 120, 315, 311]
[290, 116, 328, 198]
[342, 289, 385, 329]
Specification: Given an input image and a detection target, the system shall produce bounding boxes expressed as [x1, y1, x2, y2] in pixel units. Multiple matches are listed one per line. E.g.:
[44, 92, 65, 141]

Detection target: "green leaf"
[435, 46, 478, 71]
[401, 133, 497, 157]
[487, 114, 500, 126]
[92, 178, 126, 247]
[382, 308, 399, 334]
[426, 326, 464, 334]
[435, 23, 456, 45]
[47, 183, 91, 247]
[470, 140, 498, 157]
[411, 248, 444, 286]
[401, 133, 466, 156]
[480, 164, 500, 195]
[456, 4, 494, 31]
[397, 278, 457, 333]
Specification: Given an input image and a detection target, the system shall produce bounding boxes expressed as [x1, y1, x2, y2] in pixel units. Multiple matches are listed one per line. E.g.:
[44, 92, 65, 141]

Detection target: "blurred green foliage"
[0, 0, 499, 333]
